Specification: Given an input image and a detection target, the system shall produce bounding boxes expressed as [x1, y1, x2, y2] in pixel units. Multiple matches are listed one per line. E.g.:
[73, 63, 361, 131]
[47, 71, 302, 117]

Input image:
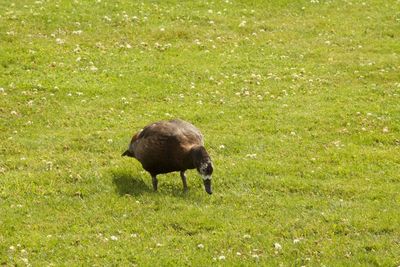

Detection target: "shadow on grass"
[111, 169, 205, 199]
[112, 170, 152, 196]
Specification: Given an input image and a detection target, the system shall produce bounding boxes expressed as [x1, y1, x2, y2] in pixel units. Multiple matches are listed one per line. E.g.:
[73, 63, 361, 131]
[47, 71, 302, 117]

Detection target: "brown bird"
[122, 119, 213, 194]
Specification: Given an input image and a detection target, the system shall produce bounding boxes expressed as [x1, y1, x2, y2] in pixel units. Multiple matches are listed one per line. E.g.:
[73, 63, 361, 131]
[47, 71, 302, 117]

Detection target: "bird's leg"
[180, 171, 188, 191]
[151, 174, 158, 191]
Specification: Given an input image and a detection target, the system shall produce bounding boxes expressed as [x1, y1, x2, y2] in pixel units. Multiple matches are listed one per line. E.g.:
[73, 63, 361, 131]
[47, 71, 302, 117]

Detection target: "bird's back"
[131, 119, 204, 174]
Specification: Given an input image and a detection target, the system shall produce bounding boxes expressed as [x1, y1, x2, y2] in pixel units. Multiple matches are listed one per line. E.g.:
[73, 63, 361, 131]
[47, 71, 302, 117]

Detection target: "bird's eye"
[206, 163, 213, 174]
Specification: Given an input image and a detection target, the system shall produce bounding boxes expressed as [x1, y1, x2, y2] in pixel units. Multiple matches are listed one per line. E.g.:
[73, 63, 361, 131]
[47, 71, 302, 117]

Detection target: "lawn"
[1, 0, 399, 265]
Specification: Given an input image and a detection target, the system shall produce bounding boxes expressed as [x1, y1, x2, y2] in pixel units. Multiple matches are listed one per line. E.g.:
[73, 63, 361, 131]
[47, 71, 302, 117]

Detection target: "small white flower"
[130, 233, 138, 238]
[293, 238, 301, 244]
[9, 246, 15, 251]
[219, 145, 225, 149]
[156, 243, 162, 247]
[246, 154, 257, 159]
[382, 127, 389, 133]
[72, 30, 82, 35]
[56, 38, 65, 45]
[74, 45, 81, 53]
[239, 20, 247, 27]
[46, 161, 53, 171]
[110, 235, 118, 241]
[107, 139, 113, 143]
[11, 110, 18, 115]
[243, 234, 251, 239]
[218, 255, 226, 260]
[274, 242, 282, 250]
[252, 254, 259, 259]
[236, 252, 241, 256]
[333, 140, 341, 147]
[160, 27, 165, 32]
[90, 66, 98, 72]
[197, 244, 204, 249]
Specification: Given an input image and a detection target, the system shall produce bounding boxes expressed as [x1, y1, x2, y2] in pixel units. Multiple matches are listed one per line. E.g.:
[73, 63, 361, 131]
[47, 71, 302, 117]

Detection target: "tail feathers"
[122, 150, 135, 157]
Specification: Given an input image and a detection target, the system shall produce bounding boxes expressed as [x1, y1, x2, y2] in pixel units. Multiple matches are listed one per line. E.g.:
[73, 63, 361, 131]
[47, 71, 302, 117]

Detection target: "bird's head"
[191, 146, 213, 194]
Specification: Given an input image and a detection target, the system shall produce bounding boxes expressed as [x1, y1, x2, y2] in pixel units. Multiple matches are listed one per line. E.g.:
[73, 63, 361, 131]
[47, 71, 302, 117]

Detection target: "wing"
[138, 120, 203, 146]
[167, 119, 204, 146]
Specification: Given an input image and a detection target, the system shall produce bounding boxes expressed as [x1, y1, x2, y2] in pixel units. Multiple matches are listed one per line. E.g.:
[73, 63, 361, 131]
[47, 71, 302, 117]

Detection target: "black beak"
[203, 179, 212, 195]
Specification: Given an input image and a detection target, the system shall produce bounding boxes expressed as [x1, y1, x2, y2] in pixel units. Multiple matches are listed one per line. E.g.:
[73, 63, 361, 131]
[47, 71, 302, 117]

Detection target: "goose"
[122, 119, 213, 194]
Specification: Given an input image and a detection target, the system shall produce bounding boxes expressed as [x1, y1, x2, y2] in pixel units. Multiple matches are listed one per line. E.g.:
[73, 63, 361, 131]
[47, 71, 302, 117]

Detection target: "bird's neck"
[190, 146, 210, 168]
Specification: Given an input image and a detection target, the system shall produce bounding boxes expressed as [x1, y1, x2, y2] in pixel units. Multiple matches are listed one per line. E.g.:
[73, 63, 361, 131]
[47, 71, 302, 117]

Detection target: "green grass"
[1, 0, 400, 265]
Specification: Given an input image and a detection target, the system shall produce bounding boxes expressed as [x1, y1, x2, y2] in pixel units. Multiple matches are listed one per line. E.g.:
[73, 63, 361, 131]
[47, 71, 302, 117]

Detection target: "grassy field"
[1, 0, 400, 265]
